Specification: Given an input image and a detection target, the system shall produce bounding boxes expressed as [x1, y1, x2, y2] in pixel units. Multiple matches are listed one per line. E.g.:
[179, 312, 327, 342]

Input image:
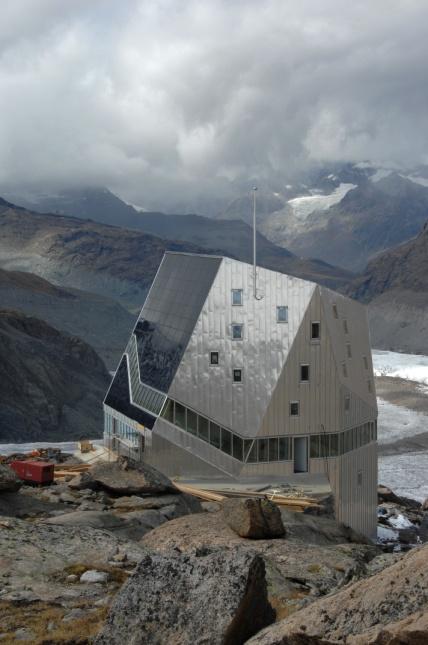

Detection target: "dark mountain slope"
[0, 310, 110, 442]
[115, 211, 353, 289]
[286, 174, 428, 271]
[0, 269, 134, 369]
[348, 223, 428, 353]
[0, 200, 351, 312]
[0, 201, 213, 309]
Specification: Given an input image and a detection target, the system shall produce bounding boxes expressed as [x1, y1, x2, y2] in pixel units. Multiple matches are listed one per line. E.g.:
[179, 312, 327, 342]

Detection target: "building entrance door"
[294, 437, 308, 473]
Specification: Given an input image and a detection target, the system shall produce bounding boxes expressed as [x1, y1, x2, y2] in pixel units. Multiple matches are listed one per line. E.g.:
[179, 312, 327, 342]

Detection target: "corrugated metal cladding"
[167, 257, 315, 437]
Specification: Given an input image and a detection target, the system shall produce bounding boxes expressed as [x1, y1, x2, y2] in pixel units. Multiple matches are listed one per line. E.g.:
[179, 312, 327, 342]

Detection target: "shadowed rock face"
[0, 309, 110, 442]
[94, 547, 276, 645]
[246, 543, 428, 645]
[223, 498, 285, 539]
[0, 465, 21, 492]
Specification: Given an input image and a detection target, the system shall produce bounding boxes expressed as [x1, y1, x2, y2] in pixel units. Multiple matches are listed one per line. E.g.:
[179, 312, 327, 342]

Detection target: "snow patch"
[373, 350, 428, 385]
[286, 183, 356, 220]
[403, 174, 428, 188]
[388, 513, 413, 529]
[377, 398, 428, 444]
[379, 451, 428, 502]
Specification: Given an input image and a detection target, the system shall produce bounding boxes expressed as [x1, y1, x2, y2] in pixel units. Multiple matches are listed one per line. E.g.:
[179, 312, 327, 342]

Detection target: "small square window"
[332, 304, 339, 319]
[232, 289, 243, 306]
[277, 306, 288, 323]
[363, 355, 369, 370]
[346, 343, 352, 359]
[343, 319, 349, 334]
[233, 369, 242, 383]
[290, 401, 299, 416]
[300, 364, 309, 382]
[210, 351, 219, 365]
[344, 395, 351, 412]
[311, 322, 320, 340]
[232, 324, 243, 340]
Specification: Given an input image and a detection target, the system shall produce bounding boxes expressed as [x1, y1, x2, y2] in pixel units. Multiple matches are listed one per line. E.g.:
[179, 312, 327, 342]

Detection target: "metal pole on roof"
[252, 186, 257, 299]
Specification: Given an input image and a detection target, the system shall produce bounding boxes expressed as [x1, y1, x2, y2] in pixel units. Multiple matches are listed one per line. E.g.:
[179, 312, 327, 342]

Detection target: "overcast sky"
[1, 0, 427, 210]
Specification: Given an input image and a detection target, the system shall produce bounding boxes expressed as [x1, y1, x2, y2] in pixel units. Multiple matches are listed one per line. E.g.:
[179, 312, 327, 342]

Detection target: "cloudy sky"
[0, 0, 427, 210]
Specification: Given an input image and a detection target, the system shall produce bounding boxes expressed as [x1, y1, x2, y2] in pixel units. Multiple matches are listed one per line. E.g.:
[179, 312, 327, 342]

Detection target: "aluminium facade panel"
[167, 257, 315, 437]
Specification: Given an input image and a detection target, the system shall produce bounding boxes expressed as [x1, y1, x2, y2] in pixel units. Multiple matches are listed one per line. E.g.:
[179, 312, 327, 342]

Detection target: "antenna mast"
[252, 186, 257, 298]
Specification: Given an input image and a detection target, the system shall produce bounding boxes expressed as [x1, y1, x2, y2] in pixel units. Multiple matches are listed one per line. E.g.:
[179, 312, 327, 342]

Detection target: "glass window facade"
[158, 398, 377, 463]
[232, 324, 243, 340]
[232, 289, 243, 306]
[277, 306, 288, 323]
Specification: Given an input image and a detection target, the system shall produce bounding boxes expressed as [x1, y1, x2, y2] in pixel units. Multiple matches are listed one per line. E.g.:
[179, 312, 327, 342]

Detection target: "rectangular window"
[246, 440, 257, 463]
[232, 324, 243, 340]
[220, 428, 232, 455]
[290, 401, 299, 416]
[346, 343, 352, 359]
[363, 355, 369, 370]
[210, 351, 219, 365]
[258, 438, 268, 462]
[343, 319, 349, 334]
[332, 304, 339, 319]
[320, 434, 329, 457]
[279, 437, 291, 460]
[268, 437, 279, 461]
[187, 409, 197, 435]
[310, 434, 320, 458]
[209, 422, 221, 449]
[342, 362, 348, 377]
[367, 379, 372, 393]
[198, 416, 209, 442]
[311, 322, 320, 340]
[175, 403, 186, 429]
[232, 289, 243, 306]
[344, 395, 351, 412]
[232, 435, 243, 461]
[330, 433, 339, 457]
[277, 306, 288, 323]
[233, 369, 242, 383]
[300, 364, 309, 382]
[357, 470, 363, 487]
[161, 399, 174, 423]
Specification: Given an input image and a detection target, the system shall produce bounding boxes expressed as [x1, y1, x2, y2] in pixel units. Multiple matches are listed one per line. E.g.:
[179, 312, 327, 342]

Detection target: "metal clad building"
[104, 252, 378, 538]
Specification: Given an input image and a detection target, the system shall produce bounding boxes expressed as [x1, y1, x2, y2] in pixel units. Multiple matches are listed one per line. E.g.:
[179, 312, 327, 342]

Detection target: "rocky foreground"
[0, 458, 427, 644]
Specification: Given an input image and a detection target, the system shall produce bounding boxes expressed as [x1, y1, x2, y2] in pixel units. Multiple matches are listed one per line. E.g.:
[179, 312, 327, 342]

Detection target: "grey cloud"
[0, 0, 427, 211]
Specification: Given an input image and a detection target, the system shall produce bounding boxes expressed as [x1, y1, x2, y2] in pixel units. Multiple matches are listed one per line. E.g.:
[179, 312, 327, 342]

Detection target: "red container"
[10, 460, 54, 484]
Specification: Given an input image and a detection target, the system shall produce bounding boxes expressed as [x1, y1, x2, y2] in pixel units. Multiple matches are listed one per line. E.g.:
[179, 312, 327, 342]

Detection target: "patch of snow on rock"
[388, 514, 414, 529]
[373, 350, 428, 385]
[286, 183, 356, 220]
[377, 398, 428, 444]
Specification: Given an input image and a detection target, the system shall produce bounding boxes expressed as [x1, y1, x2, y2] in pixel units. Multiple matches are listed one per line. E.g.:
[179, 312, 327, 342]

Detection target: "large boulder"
[222, 497, 285, 539]
[74, 457, 177, 496]
[0, 464, 21, 492]
[95, 547, 276, 645]
[246, 543, 428, 644]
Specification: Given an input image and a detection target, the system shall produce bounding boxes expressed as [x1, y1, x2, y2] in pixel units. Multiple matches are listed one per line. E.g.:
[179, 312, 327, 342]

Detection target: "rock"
[348, 608, 428, 644]
[85, 457, 177, 496]
[246, 543, 428, 644]
[80, 570, 109, 584]
[68, 471, 98, 490]
[0, 465, 21, 492]
[222, 498, 285, 539]
[14, 628, 35, 641]
[202, 501, 222, 513]
[66, 574, 78, 583]
[112, 494, 180, 510]
[95, 547, 276, 645]
[59, 491, 79, 504]
[422, 498, 428, 512]
[141, 510, 379, 618]
[378, 485, 421, 510]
